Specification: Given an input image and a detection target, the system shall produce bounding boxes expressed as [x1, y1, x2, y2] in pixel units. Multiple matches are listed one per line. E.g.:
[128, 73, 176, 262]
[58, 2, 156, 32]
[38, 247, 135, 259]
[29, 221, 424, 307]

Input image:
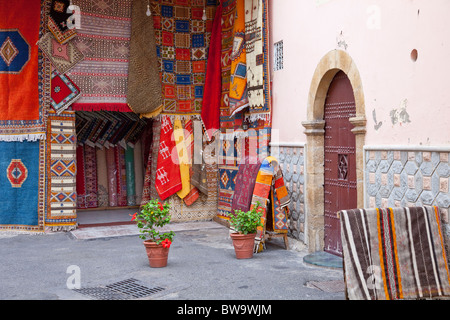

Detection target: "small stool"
[265, 232, 289, 250]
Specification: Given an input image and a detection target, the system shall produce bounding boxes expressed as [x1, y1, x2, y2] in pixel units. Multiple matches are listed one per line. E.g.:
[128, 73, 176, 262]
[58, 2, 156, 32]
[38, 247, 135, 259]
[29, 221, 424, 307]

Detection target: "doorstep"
[303, 251, 343, 269]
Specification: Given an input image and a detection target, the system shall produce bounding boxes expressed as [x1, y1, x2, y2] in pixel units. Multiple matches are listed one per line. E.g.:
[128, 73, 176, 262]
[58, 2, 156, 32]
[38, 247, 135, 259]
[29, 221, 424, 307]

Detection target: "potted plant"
[229, 202, 264, 259]
[131, 199, 175, 268]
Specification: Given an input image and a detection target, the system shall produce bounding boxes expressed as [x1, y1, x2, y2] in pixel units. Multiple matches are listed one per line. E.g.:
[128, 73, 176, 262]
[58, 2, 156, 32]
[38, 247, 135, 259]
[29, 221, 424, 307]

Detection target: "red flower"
[161, 239, 172, 248]
[158, 202, 164, 211]
[130, 212, 137, 221]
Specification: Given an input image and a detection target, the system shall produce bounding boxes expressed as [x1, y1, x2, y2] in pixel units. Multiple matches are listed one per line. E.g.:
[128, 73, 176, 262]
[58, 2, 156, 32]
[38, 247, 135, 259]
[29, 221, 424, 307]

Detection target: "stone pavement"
[0, 220, 346, 302]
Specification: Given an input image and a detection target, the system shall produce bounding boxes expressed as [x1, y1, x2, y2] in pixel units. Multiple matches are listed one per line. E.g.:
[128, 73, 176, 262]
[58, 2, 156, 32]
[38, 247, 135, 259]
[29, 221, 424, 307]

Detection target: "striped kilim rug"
[46, 111, 77, 231]
[340, 206, 450, 300]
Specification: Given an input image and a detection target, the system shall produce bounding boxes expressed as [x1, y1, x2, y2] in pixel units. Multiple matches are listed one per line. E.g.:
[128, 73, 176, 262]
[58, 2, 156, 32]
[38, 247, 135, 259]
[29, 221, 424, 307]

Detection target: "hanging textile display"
[229, 0, 248, 116]
[76, 145, 87, 209]
[219, 0, 236, 132]
[200, 2, 222, 141]
[244, 0, 264, 111]
[125, 146, 136, 206]
[50, 69, 81, 114]
[250, 156, 290, 252]
[84, 145, 98, 208]
[155, 115, 182, 200]
[48, 0, 77, 44]
[133, 140, 144, 205]
[174, 118, 191, 199]
[182, 119, 199, 206]
[0, 140, 46, 232]
[45, 110, 77, 230]
[0, 0, 48, 141]
[96, 147, 109, 208]
[231, 156, 261, 213]
[114, 146, 128, 207]
[105, 146, 118, 207]
[69, 0, 133, 112]
[75, 111, 146, 148]
[127, 0, 162, 117]
[37, 32, 85, 74]
[141, 119, 161, 205]
[152, 0, 218, 117]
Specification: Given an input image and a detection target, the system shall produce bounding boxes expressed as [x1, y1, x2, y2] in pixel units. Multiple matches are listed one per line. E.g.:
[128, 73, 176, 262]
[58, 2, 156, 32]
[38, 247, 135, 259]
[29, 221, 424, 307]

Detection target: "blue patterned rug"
[0, 141, 45, 231]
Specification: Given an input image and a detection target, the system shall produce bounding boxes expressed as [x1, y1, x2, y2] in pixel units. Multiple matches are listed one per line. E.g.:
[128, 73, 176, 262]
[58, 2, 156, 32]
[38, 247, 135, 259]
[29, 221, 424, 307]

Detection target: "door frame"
[301, 50, 367, 253]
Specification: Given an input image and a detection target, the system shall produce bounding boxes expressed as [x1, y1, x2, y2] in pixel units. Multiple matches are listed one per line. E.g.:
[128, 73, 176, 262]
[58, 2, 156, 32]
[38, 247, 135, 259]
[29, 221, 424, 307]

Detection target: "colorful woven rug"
[247, 0, 271, 121]
[69, 0, 133, 112]
[231, 156, 261, 213]
[229, 0, 248, 116]
[48, 0, 77, 44]
[174, 118, 191, 199]
[133, 140, 144, 205]
[244, 0, 264, 110]
[127, 0, 162, 117]
[125, 146, 136, 206]
[46, 111, 77, 230]
[84, 145, 98, 208]
[38, 32, 84, 74]
[219, 0, 236, 131]
[141, 119, 161, 205]
[105, 146, 118, 207]
[75, 145, 87, 209]
[0, 140, 45, 232]
[340, 206, 450, 300]
[251, 156, 290, 252]
[182, 119, 199, 206]
[200, 1, 222, 141]
[96, 147, 109, 207]
[0, 0, 49, 141]
[114, 145, 128, 207]
[155, 115, 182, 200]
[50, 68, 81, 114]
[151, 0, 218, 117]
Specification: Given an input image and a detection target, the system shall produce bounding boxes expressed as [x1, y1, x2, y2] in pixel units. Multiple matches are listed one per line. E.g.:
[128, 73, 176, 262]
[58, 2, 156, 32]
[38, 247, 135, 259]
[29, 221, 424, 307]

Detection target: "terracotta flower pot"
[230, 233, 256, 259]
[143, 241, 169, 268]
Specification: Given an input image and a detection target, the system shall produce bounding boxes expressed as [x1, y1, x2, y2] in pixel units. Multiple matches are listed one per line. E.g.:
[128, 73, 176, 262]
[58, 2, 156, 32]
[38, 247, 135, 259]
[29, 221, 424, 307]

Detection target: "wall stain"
[390, 99, 411, 126]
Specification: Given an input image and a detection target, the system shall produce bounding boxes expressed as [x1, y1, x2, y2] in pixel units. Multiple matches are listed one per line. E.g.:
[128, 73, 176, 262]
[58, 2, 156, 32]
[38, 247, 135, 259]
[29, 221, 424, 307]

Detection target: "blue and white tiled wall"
[365, 148, 450, 238]
[270, 145, 306, 242]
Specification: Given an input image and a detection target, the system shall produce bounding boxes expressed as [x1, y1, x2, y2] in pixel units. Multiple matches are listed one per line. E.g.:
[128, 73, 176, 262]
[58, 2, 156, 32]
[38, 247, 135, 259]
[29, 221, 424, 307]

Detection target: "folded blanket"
[340, 206, 450, 300]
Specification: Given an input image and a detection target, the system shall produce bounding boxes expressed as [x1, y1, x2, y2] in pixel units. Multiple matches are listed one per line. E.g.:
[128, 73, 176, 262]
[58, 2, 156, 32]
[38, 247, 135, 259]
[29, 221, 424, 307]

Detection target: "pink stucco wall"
[269, 0, 450, 147]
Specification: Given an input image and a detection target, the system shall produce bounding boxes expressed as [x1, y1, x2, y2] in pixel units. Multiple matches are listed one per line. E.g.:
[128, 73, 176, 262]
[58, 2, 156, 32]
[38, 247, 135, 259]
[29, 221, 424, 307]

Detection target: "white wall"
[269, 0, 450, 146]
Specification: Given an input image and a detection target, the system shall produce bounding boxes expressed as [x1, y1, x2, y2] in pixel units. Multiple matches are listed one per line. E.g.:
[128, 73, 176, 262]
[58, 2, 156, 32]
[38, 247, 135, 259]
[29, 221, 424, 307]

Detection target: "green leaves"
[134, 199, 175, 243]
[229, 201, 264, 235]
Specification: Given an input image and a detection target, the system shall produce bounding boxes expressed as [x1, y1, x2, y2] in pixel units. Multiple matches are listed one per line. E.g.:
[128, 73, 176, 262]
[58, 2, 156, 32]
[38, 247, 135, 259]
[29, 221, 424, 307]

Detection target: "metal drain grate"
[74, 278, 165, 300]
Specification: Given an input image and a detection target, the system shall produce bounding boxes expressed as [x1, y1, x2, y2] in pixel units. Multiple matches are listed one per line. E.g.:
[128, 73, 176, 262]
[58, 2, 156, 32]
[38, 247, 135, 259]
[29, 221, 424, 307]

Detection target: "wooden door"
[323, 71, 357, 257]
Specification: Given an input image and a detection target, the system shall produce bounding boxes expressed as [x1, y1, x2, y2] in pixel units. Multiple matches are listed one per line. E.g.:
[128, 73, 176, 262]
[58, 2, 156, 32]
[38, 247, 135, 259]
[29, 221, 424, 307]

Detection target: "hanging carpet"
[231, 156, 261, 214]
[50, 68, 81, 114]
[155, 115, 182, 200]
[340, 206, 450, 300]
[127, 0, 162, 117]
[69, 0, 133, 112]
[0, 140, 46, 232]
[96, 147, 109, 208]
[229, 0, 248, 116]
[46, 111, 77, 230]
[152, 0, 218, 117]
[48, 0, 77, 44]
[200, 1, 222, 141]
[0, 0, 49, 141]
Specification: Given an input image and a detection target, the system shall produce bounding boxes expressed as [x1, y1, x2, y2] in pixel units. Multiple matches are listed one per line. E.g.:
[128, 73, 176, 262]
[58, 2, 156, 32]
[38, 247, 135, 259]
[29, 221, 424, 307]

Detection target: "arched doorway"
[323, 71, 357, 256]
[302, 50, 366, 254]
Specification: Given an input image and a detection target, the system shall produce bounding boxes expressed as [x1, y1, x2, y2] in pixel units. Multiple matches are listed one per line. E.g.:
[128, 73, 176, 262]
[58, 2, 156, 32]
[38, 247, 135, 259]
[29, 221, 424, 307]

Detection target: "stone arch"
[301, 50, 367, 253]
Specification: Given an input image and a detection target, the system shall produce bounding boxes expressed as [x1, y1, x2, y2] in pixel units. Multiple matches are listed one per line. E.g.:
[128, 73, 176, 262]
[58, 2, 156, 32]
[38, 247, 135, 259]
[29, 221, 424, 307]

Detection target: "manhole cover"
[305, 280, 345, 293]
[73, 278, 165, 300]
